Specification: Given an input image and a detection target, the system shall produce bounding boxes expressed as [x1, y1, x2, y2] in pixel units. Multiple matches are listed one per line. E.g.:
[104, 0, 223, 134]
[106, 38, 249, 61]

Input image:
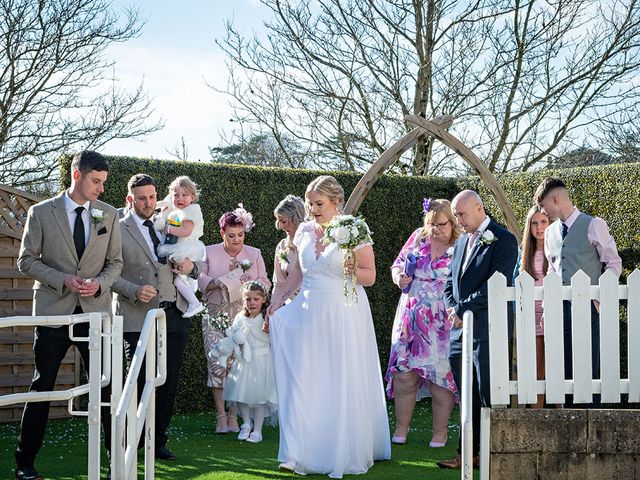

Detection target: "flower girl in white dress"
[223, 280, 277, 443]
[268, 176, 390, 478]
[156, 175, 207, 318]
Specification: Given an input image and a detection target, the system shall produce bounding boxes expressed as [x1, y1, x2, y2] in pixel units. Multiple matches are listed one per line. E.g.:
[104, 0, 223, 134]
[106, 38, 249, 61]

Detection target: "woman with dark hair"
[198, 204, 271, 433]
[516, 205, 550, 408]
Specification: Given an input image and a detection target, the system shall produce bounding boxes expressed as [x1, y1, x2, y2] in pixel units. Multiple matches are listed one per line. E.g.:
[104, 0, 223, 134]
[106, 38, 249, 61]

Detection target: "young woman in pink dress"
[271, 195, 305, 308]
[386, 199, 461, 447]
[517, 205, 550, 408]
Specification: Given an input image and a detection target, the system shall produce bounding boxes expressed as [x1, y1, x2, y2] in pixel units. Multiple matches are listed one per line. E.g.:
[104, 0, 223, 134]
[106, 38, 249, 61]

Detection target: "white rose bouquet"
[207, 312, 231, 332]
[322, 215, 373, 305]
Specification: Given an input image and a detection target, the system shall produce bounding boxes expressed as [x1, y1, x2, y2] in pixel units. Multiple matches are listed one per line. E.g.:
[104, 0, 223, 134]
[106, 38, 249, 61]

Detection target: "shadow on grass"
[0, 404, 474, 479]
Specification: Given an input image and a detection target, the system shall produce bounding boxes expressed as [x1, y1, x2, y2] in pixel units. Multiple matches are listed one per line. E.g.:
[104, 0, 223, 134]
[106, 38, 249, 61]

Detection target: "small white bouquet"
[322, 215, 373, 305]
[207, 312, 231, 332]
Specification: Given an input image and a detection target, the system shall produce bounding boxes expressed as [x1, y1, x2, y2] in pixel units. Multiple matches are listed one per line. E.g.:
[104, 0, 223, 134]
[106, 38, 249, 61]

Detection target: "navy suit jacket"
[445, 219, 518, 345]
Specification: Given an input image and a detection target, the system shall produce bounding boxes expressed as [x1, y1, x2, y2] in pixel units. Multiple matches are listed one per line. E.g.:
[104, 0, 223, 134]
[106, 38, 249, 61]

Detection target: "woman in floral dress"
[385, 198, 461, 447]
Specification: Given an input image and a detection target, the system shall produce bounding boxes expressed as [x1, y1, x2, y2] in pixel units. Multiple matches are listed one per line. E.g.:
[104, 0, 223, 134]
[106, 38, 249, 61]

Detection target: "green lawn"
[0, 402, 477, 479]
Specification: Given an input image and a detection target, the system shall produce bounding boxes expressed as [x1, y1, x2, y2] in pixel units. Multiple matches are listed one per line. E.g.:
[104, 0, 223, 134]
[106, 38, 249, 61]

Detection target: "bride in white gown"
[268, 175, 391, 478]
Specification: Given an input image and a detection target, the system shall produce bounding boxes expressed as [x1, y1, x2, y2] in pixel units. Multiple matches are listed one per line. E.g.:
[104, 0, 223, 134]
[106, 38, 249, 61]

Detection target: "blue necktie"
[561, 222, 568, 240]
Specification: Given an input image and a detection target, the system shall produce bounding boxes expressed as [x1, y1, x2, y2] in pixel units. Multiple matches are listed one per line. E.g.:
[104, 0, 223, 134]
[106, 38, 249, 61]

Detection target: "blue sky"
[102, 1, 270, 161]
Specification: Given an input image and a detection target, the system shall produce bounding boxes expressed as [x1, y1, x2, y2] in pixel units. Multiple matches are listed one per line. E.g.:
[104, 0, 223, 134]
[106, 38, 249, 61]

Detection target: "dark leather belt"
[158, 301, 176, 309]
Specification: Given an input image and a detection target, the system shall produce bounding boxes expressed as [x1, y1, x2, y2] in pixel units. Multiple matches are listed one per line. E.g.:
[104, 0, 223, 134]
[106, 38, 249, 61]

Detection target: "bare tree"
[215, 0, 640, 175]
[210, 131, 308, 168]
[165, 136, 190, 161]
[0, 0, 163, 189]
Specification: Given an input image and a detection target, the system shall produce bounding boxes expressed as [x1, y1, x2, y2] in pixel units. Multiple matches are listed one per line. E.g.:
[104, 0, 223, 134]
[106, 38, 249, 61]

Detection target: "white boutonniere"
[91, 208, 104, 225]
[239, 259, 252, 272]
[479, 229, 497, 245]
[276, 248, 290, 269]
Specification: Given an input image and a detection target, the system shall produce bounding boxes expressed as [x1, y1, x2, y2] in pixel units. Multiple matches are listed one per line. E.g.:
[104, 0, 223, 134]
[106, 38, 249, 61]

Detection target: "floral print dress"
[385, 228, 458, 400]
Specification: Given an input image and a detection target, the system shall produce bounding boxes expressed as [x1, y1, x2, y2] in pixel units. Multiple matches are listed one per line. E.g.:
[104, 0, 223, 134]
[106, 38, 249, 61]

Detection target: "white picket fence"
[488, 269, 640, 407]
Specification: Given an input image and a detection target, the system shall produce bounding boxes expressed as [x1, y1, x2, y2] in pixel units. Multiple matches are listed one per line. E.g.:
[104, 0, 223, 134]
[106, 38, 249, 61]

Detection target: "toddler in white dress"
[156, 175, 206, 318]
[223, 280, 277, 443]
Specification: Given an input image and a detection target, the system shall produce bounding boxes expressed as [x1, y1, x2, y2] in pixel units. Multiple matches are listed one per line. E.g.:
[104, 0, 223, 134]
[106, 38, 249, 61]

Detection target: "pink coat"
[198, 243, 271, 309]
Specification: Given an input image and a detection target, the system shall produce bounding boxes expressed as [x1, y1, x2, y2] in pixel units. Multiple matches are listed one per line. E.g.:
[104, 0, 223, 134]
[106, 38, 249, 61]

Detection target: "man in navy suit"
[437, 190, 517, 469]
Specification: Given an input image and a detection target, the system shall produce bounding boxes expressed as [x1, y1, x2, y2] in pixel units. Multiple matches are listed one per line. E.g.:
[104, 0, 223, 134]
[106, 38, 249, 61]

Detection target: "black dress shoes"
[15, 467, 43, 480]
[155, 446, 176, 460]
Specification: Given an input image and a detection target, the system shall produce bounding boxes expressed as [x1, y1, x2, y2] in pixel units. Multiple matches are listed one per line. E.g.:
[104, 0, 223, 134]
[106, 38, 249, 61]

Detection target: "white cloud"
[101, 43, 232, 162]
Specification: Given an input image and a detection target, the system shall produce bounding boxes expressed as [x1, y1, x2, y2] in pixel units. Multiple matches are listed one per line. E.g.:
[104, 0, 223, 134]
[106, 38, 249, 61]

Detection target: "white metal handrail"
[113, 308, 167, 480]
[0, 311, 116, 480]
[461, 309, 474, 480]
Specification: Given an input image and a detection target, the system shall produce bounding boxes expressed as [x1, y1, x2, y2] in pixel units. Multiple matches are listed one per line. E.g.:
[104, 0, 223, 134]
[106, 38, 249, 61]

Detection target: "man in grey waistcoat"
[534, 177, 621, 406]
[112, 173, 200, 461]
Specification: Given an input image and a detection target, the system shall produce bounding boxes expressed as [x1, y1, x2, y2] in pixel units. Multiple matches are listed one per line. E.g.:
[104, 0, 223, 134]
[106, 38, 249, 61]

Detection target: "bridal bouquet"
[322, 215, 373, 305]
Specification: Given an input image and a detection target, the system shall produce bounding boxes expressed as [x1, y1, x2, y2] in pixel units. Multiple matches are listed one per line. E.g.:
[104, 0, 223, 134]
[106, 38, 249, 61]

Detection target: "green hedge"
[60, 157, 640, 412]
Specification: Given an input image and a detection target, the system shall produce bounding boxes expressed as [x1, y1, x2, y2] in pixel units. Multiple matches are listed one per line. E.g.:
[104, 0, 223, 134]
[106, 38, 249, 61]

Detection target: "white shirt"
[63, 191, 90, 245]
[132, 212, 165, 262]
[463, 216, 491, 270]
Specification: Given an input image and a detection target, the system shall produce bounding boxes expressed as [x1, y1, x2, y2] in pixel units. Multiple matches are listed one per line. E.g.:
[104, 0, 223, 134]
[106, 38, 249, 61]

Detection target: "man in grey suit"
[15, 151, 123, 480]
[112, 173, 200, 461]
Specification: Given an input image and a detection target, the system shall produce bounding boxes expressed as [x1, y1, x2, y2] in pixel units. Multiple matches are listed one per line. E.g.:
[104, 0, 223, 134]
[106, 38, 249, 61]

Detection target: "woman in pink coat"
[198, 204, 271, 434]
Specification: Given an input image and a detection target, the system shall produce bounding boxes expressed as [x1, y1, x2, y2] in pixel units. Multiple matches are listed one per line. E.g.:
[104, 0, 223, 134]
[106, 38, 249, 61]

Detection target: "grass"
[0, 402, 478, 479]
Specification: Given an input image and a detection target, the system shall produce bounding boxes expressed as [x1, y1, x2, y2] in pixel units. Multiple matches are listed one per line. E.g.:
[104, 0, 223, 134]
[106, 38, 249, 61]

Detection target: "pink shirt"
[545, 208, 622, 276]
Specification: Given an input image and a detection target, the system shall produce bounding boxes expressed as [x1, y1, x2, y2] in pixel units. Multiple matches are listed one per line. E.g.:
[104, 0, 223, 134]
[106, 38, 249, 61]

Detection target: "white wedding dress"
[270, 221, 391, 478]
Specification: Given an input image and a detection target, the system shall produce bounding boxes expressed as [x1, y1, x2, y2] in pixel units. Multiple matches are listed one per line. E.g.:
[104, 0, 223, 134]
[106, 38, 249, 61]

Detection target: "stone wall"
[490, 409, 640, 479]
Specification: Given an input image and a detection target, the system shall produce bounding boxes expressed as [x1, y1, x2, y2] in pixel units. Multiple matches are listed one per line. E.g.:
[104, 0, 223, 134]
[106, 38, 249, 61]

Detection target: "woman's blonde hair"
[420, 199, 462, 245]
[305, 175, 344, 218]
[520, 205, 549, 280]
[274, 194, 305, 228]
[168, 175, 200, 202]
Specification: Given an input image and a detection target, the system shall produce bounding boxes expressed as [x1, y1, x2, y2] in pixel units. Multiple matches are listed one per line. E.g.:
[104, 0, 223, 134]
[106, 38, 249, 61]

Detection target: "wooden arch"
[344, 115, 521, 243]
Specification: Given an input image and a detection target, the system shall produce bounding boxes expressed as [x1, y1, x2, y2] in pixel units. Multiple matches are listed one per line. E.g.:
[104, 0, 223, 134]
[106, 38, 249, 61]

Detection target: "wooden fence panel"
[515, 272, 537, 404]
[599, 270, 621, 403]
[0, 185, 77, 422]
[570, 271, 593, 404]
[542, 273, 565, 404]
[488, 273, 510, 406]
[628, 270, 640, 402]
[490, 269, 638, 408]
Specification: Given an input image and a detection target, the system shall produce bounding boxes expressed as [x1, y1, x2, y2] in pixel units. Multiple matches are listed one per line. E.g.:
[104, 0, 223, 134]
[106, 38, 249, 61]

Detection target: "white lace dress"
[269, 221, 391, 478]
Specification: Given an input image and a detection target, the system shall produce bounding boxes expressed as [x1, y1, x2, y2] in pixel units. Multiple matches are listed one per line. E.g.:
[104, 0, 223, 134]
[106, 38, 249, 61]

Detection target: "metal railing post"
[461, 309, 474, 479]
[113, 308, 167, 479]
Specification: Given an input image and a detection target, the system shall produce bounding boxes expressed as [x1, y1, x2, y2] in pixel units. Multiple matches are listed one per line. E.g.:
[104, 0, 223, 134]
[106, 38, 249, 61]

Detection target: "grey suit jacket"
[112, 212, 187, 333]
[18, 192, 123, 318]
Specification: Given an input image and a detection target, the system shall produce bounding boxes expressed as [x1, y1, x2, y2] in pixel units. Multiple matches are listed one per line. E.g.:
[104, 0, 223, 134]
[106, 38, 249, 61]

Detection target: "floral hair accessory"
[243, 279, 269, 297]
[422, 197, 432, 213]
[233, 203, 254, 232]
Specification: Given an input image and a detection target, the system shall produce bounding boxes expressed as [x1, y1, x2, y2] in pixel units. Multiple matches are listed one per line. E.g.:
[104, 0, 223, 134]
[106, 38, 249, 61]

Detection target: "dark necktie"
[73, 206, 85, 260]
[561, 222, 568, 240]
[143, 220, 167, 264]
